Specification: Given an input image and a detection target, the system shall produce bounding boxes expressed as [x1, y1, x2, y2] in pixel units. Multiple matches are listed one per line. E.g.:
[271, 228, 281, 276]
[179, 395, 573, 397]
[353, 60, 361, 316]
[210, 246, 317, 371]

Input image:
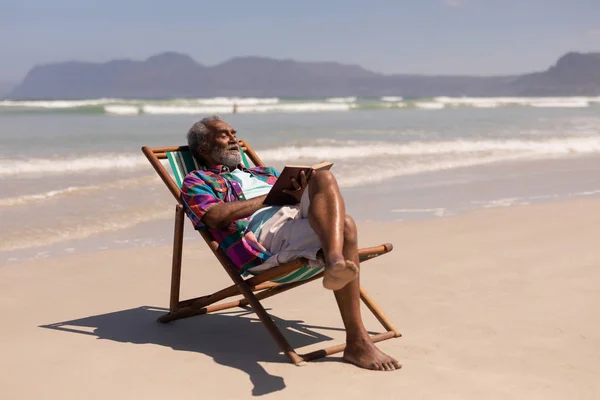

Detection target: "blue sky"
[1, 0, 599, 82]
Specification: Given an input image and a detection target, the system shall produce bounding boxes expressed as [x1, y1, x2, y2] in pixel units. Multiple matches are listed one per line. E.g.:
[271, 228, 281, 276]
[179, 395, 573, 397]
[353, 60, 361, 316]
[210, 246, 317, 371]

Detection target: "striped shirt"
[181, 163, 280, 272]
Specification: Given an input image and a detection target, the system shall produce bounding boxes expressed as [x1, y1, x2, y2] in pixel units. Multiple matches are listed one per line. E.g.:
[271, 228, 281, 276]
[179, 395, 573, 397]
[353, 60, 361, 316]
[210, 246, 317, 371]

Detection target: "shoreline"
[3, 168, 600, 265]
[4, 185, 600, 265]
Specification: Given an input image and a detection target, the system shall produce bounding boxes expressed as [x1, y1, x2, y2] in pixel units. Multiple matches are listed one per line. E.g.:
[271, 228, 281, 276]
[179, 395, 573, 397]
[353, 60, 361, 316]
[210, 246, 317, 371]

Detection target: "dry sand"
[1, 198, 599, 399]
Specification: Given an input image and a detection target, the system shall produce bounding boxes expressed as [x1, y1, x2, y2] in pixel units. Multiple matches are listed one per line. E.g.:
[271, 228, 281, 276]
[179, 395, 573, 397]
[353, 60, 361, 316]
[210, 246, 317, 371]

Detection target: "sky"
[1, 0, 599, 83]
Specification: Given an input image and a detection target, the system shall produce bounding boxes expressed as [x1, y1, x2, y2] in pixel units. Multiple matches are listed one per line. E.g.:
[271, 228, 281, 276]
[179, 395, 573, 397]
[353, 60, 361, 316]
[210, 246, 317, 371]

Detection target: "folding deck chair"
[141, 141, 401, 365]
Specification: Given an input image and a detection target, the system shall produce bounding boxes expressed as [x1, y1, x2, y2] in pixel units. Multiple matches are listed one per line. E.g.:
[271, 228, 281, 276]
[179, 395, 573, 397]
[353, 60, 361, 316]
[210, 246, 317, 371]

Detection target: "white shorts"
[245, 188, 324, 274]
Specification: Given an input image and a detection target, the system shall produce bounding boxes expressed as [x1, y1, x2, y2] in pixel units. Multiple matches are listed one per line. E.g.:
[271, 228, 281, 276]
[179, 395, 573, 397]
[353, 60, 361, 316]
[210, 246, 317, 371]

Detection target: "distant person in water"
[233, 103, 238, 113]
[180, 115, 401, 371]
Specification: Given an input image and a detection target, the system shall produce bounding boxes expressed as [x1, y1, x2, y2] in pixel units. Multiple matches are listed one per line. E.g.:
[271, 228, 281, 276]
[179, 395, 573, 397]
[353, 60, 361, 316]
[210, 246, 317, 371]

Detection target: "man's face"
[203, 120, 241, 169]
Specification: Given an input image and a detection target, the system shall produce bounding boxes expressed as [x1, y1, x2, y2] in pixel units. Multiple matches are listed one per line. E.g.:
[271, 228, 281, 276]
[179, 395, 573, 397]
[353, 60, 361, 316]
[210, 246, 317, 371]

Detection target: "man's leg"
[336, 215, 401, 371]
[307, 170, 359, 290]
[307, 171, 401, 371]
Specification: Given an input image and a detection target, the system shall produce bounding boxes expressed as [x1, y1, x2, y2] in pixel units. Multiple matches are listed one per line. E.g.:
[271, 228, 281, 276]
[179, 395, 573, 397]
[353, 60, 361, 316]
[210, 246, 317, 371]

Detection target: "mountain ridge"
[7, 52, 600, 99]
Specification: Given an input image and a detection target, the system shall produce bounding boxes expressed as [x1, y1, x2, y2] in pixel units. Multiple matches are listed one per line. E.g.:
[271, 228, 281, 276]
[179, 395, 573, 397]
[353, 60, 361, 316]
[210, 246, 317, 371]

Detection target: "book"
[263, 161, 333, 206]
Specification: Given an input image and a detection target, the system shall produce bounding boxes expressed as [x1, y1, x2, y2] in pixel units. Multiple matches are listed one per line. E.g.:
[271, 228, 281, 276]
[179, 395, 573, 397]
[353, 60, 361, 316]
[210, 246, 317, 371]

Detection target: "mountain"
[508, 52, 600, 95]
[6, 52, 600, 99]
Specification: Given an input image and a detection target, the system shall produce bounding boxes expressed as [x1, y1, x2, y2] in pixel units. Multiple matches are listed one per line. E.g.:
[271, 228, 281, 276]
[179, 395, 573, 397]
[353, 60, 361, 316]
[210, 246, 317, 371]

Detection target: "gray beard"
[211, 145, 241, 170]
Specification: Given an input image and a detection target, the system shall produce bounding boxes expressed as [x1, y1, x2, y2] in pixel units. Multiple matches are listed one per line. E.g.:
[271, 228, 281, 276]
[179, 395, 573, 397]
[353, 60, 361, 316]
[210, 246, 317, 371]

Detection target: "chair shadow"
[40, 306, 348, 397]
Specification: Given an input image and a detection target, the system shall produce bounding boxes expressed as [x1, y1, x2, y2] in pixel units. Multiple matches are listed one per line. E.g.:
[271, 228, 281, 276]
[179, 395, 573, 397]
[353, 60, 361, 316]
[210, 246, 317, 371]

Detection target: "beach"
[1, 197, 599, 399]
[1, 100, 600, 398]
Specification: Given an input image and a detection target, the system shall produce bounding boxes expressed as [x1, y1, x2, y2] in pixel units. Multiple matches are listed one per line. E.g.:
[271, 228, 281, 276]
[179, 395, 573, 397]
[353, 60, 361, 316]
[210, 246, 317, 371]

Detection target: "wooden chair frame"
[141, 140, 401, 365]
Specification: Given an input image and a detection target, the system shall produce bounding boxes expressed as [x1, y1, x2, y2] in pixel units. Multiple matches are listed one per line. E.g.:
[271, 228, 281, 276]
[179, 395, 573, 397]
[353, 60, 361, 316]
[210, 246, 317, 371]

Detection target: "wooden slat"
[300, 331, 397, 362]
[151, 145, 189, 153]
[239, 140, 264, 167]
[163, 241, 393, 319]
[177, 282, 278, 309]
[141, 146, 182, 202]
[360, 287, 401, 337]
[169, 205, 185, 311]
[161, 242, 393, 324]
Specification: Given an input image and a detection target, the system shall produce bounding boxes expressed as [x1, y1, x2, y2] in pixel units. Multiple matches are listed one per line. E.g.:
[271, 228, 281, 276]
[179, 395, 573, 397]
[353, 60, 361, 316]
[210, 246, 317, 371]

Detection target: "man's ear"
[197, 142, 212, 163]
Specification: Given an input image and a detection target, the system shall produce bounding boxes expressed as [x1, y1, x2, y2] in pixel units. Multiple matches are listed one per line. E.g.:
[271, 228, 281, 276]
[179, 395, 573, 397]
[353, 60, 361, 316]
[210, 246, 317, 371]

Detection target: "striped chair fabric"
[165, 148, 324, 284]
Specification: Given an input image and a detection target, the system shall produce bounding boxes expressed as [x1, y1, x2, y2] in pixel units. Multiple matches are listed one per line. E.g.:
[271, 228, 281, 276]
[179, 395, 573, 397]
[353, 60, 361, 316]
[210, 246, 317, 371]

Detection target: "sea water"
[1, 96, 600, 262]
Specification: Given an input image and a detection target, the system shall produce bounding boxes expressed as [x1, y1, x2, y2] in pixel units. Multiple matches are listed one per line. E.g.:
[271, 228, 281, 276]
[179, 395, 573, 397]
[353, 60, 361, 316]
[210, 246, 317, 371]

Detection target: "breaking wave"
[326, 97, 357, 103]
[2, 96, 600, 115]
[0, 153, 152, 177]
[4, 136, 600, 178]
[434, 96, 600, 108]
[259, 137, 600, 162]
[0, 176, 159, 206]
[381, 96, 404, 102]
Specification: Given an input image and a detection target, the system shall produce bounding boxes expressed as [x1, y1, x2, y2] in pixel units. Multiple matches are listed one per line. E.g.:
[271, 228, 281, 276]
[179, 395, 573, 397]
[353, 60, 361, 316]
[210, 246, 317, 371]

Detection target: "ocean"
[1, 96, 600, 263]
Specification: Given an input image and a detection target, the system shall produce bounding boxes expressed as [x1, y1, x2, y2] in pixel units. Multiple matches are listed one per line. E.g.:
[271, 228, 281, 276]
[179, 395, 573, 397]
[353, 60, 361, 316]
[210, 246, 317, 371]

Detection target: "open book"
[263, 161, 333, 206]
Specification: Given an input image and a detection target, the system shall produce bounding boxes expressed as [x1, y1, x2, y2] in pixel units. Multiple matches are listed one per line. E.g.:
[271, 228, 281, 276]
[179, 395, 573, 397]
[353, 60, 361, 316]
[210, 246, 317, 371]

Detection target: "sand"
[1, 198, 599, 399]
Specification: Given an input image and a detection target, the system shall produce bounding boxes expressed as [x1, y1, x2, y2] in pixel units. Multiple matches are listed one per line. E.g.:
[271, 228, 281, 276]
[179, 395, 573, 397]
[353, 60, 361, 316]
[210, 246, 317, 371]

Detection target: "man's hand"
[282, 169, 311, 204]
[203, 194, 268, 230]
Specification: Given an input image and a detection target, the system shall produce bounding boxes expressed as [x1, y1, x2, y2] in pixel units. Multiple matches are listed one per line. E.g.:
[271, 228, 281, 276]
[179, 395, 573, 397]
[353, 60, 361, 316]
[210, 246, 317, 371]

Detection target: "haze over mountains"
[6, 52, 600, 99]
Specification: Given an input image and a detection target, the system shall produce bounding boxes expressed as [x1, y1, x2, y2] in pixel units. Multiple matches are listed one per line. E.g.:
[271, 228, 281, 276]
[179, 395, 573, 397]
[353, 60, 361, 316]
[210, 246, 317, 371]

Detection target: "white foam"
[259, 137, 600, 162]
[326, 97, 356, 103]
[415, 102, 445, 110]
[472, 102, 500, 108]
[243, 102, 351, 113]
[574, 189, 600, 196]
[0, 186, 80, 206]
[381, 96, 404, 102]
[530, 100, 589, 108]
[0, 98, 124, 108]
[104, 105, 140, 115]
[183, 97, 280, 106]
[334, 152, 532, 188]
[433, 96, 594, 108]
[479, 198, 524, 208]
[141, 102, 350, 115]
[391, 208, 447, 217]
[142, 105, 233, 114]
[0, 153, 154, 177]
[0, 97, 280, 110]
[0, 175, 159, 206]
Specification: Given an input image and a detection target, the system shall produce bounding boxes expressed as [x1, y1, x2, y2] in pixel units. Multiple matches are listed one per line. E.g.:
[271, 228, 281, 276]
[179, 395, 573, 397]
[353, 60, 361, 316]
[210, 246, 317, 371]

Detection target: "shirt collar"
[204, 163, 247, 174]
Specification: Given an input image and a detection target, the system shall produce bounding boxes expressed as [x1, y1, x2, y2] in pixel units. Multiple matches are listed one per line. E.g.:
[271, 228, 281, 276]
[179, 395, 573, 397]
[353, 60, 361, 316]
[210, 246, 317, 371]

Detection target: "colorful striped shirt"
[181, 163, 280, 272]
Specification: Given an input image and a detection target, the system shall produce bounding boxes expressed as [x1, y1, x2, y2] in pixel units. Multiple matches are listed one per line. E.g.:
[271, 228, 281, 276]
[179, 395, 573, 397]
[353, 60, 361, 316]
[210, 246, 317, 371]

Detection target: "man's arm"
[202, 194, 268, 230]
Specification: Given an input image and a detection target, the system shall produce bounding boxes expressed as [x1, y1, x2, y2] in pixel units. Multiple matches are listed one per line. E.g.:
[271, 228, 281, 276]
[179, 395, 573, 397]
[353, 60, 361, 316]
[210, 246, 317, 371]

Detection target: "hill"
[7, 52, 600, 99]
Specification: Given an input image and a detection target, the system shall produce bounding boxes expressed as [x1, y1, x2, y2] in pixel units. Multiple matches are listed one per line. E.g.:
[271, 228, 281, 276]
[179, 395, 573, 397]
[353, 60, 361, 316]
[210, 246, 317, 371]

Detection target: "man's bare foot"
[323, 257, 358, 291]
[343, 338, 401, 371]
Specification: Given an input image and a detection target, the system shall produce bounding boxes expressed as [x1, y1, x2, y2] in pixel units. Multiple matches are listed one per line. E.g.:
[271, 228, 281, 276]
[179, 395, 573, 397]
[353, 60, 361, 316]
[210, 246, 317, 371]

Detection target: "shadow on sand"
[40, 306, 347, 396]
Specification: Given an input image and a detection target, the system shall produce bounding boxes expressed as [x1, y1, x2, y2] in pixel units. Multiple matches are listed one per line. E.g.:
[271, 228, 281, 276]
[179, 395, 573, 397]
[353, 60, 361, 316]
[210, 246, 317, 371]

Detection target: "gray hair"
[187, 115, 224, 164]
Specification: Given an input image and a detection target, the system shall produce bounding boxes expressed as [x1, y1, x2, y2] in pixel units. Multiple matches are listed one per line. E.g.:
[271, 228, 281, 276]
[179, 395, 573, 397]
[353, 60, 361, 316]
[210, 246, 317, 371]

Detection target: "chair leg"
[218, 261, 306, 366]
[169, 205, 185, 312]
[360, 286, 402, 337]
[240, 280, 307, 365]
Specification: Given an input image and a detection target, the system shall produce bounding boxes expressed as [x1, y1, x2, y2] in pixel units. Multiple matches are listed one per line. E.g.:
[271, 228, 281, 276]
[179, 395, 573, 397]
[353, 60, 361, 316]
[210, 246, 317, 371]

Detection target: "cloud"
[588, 29, 600, 36]
[443, 0, 464, 6]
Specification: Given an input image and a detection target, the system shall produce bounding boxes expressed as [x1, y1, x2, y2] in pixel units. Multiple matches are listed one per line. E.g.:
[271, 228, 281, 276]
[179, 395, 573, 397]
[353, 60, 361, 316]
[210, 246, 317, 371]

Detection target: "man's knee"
[344, 215, 358, 245]
[311, 169, 336, 186]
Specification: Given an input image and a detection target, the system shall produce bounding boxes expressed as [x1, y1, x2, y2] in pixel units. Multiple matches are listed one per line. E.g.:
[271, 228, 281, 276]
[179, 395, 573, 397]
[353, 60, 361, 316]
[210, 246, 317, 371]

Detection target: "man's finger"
[300, 170, 308, 186]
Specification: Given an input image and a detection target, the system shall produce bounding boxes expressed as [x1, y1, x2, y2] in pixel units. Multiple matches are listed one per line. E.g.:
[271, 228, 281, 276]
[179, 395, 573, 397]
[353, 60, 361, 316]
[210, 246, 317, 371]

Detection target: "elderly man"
[181, 115, 400, 371]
